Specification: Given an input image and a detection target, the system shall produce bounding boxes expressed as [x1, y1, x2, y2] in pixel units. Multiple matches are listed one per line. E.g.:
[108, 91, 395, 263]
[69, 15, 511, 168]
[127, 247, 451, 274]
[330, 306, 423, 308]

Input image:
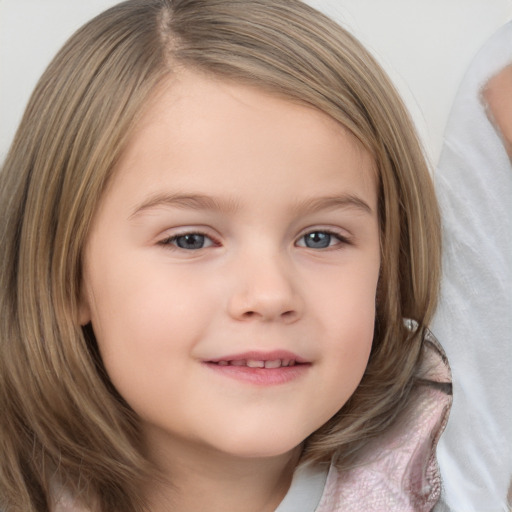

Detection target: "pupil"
[305, 232, 330, 248]
[177, 234, 205, 249]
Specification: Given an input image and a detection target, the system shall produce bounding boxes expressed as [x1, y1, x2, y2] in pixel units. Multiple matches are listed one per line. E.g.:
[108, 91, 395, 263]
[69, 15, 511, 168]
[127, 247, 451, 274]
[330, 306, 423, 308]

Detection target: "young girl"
[0, 1, 451, 511]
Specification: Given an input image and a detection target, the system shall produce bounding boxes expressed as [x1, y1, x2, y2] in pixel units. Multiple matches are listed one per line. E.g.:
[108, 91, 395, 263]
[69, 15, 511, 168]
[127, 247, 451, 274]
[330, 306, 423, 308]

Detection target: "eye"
[296, 230, 348, 249]
[159, 232, 217, 250]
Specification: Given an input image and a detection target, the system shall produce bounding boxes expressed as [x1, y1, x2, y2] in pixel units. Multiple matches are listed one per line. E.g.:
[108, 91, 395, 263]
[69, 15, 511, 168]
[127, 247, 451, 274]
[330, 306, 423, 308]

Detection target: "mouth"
[212, 358, 299, 368]
[203, 351, 310, 385]
[205, 350, 308, 367]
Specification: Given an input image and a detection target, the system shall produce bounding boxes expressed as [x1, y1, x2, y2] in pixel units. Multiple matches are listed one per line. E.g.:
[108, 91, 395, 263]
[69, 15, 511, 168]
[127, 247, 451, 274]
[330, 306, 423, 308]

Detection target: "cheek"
[87, 253, 213, 335]
[318, 325, 374, 429]
[312, 261, 378, 407]
[316, 256, 379, 333]
[324, 302, 375, 388]
[83, 258, 215, 386]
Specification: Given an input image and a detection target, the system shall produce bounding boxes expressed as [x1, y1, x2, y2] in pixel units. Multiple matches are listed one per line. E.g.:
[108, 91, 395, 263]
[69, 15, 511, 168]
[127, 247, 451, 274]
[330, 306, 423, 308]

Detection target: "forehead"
[105, 69, 377, 213]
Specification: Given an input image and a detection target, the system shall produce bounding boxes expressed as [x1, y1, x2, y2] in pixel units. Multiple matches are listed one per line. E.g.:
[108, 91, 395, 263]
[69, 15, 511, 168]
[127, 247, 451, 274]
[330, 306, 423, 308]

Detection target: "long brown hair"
[0, 1, 440, 510]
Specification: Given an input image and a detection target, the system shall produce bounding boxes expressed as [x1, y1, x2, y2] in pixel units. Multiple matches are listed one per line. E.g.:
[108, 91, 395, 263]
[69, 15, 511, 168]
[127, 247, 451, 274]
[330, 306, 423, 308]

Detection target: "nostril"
[239, 309, 297, 321]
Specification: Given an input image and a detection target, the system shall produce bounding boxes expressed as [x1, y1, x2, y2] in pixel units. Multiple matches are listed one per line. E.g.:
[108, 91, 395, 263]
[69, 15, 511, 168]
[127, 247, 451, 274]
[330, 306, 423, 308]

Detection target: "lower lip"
[203, 363, 310, 386]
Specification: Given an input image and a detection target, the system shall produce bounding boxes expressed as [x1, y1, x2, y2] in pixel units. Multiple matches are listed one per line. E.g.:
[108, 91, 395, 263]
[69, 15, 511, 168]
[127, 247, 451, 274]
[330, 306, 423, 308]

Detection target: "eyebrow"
[129, 192, 373, 219]
[130, 192, 240, 219]
[290, 194, 373, 215]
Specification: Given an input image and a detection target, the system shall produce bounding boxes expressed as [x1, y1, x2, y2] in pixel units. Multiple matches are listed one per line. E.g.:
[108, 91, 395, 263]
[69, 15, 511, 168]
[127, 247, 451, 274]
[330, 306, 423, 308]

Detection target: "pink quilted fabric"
[316, 334, 452, 511]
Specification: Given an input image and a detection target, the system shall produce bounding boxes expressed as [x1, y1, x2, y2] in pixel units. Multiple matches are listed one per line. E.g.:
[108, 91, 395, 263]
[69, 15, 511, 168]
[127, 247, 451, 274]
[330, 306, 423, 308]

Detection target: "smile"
[214, 359, 297, 368]
[204, 351, 310, 386]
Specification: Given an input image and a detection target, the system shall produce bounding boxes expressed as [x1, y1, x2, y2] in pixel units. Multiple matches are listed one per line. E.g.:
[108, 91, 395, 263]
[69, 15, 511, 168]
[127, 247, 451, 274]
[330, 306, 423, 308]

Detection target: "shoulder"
[317, 330, 452, 512]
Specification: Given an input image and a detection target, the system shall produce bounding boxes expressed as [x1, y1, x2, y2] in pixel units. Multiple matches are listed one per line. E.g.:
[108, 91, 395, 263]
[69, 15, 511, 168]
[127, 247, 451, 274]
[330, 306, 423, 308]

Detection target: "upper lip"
[205, 350, 309, 365]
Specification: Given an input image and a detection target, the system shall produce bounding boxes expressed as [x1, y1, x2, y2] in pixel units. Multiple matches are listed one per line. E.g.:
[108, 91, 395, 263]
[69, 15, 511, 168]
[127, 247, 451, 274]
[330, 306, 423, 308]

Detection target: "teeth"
[214, 359, 298, 367]
[247, 360, 265, 368]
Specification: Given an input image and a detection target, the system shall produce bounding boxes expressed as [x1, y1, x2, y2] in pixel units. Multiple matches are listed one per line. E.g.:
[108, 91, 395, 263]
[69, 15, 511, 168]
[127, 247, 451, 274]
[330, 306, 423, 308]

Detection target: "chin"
[210, 430, 307, 460]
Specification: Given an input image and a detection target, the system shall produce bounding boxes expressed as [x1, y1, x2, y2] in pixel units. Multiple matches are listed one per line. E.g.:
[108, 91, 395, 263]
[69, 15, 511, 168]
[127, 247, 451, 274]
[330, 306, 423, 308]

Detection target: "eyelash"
[296, 229, 351, 249]
[158, 231, 219, 250]
[158, 229, 351, 251]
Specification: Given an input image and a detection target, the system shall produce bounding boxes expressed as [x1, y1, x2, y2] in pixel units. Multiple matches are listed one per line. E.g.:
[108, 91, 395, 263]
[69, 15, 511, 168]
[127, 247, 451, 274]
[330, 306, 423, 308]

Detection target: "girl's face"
[80, 70, 380, 462]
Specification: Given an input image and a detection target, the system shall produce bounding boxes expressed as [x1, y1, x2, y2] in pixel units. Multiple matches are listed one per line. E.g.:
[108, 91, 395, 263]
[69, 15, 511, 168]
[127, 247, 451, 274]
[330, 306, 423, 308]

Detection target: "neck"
[144, 436, 301, 512]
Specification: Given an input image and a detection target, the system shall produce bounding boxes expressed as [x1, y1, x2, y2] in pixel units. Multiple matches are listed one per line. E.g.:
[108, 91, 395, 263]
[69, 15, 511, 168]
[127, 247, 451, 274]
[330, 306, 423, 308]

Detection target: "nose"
[227, 250, 303, 323]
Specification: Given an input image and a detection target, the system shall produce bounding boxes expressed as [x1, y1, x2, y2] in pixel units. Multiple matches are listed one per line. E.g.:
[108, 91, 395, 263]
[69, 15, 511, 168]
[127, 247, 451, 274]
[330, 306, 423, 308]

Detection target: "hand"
[482, 64, 512, 160]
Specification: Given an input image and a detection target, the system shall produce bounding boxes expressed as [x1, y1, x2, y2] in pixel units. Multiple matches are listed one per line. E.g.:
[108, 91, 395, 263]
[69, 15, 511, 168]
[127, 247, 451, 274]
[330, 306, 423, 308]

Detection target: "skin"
[80, 70, 381, 512]
[482, 64, 512, 159]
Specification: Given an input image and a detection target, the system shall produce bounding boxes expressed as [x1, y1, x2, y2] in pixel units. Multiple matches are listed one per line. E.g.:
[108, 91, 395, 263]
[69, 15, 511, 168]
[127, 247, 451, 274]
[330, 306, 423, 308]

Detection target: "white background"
[1, 0, 512, 165]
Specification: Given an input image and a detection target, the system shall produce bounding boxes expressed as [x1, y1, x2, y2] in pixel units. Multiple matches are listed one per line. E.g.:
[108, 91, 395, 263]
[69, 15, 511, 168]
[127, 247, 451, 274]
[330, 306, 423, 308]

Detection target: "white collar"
[275, 461, 329, 512]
